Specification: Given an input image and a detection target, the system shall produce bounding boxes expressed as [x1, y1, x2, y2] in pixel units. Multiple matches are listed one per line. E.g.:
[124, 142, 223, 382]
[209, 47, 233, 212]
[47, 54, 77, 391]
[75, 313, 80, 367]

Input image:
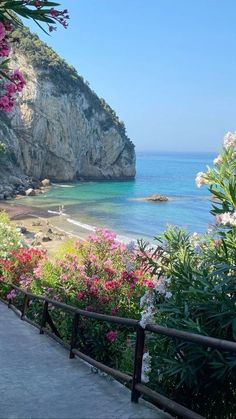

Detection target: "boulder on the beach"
[16, 225, 27, 234]
[41, 179, 50, 187]
[25, 188, 35, 196]
[42, 235, 52, 242]
[32, 220, 42, 227]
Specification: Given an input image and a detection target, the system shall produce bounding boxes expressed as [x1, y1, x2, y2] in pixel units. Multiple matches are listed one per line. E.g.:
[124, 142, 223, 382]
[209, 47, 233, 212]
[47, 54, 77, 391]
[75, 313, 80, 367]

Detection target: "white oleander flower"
[216, 212, 236, 227]
[140, 290, 154, 308]
[223, 131, 236, 149]
[195, 171, 207, 188]
[141, 352, 152, 383]
[139, 305, 156, 328]
[164, 277, 171, 284]
[165, 291, 173, 299]
[213, 155, 223, 165]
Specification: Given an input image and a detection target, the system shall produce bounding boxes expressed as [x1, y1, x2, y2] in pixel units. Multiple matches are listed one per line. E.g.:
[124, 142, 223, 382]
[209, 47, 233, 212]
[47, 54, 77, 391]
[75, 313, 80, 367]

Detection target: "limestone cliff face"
[0, 26, 135, 187]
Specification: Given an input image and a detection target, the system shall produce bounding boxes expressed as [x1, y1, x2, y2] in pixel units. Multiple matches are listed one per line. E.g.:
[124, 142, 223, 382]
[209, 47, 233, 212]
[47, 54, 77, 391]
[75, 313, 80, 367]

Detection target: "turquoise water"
[21, 151, 215, 241]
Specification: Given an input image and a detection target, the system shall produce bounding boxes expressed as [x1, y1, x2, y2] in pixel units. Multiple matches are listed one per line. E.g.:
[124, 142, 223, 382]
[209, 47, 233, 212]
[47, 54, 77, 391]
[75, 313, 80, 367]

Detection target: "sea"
[19, 151, 216, 243]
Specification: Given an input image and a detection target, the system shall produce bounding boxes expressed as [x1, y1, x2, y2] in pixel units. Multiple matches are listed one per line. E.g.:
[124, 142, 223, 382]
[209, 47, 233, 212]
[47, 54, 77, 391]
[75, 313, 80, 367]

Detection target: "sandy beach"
[0, 201, 79, 258]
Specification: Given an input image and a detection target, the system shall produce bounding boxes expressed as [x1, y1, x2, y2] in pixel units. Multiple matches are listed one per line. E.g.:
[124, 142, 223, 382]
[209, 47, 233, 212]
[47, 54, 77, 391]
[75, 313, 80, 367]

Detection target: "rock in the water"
[144, 194, 168, 202]
[25, 188, 35, 196]
[131, 194, 169, 202]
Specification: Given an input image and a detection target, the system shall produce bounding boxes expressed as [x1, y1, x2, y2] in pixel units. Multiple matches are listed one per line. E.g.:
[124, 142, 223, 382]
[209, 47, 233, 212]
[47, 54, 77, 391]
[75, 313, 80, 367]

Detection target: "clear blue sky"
[25, 0, 236, 152]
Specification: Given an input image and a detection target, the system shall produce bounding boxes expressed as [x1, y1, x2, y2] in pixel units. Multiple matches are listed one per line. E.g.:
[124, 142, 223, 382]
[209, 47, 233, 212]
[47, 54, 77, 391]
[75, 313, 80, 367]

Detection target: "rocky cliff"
[0, 25, 135, 198]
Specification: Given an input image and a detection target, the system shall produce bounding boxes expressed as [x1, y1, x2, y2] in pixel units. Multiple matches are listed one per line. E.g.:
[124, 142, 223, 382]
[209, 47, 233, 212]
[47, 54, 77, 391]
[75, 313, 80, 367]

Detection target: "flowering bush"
[0, 1, 69, 112]
[0, 247, 46, 285]
[0, 246, 46, 301]
[0, 211, 21, 259]
[137, 132, 236, 417]
[22, 228, 153, 364]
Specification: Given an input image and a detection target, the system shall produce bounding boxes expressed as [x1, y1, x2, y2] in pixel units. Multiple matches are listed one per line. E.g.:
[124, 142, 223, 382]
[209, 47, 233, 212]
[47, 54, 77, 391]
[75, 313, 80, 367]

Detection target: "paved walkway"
[0, 303, 170, 419]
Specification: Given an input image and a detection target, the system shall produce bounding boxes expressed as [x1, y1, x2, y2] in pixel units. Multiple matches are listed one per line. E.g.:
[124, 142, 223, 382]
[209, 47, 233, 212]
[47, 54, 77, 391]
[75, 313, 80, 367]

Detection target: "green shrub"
[138, 132, 236, 417]
[0, 212, 21, 259]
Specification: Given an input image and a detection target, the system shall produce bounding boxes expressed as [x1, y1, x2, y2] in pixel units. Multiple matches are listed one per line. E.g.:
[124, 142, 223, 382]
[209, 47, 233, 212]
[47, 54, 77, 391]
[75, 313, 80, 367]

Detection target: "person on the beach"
[59, 205, 65, 215]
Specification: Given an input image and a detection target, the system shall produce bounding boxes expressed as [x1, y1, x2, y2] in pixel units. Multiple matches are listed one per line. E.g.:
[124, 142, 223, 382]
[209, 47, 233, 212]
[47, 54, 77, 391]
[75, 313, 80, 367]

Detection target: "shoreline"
[0, 200, 144, 258]
[0, 201, 87, 258]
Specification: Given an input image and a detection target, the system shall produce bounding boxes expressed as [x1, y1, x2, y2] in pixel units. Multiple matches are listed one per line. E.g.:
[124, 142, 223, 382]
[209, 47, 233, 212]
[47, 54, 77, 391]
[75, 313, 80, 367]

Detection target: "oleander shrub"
[0, 211, 21, 259]
[26, 228, 152, 364]
[137, 132, 236, 418]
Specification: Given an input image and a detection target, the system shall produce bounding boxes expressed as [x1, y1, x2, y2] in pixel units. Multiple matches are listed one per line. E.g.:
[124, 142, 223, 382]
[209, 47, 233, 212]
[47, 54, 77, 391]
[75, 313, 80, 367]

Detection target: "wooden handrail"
[3, 282, 236, 419]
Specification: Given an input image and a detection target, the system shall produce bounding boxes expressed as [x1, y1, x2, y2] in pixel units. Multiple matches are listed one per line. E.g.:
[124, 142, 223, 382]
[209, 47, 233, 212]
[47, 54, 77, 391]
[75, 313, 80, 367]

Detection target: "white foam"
[48, 210, 68, 217]
[67, 218, 96, 232]
[66, 218, 136, 244]
[51, 183, 75, 188]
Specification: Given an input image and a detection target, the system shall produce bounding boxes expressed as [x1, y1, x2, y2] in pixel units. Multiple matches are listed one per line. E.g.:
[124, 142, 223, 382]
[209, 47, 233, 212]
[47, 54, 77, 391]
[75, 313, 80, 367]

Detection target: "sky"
[24, 0, 236, 152]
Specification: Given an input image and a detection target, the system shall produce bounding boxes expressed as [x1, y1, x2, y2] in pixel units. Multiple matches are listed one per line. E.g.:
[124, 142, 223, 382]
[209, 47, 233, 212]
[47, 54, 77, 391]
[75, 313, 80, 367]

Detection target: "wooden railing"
[2, 283, 236, 419]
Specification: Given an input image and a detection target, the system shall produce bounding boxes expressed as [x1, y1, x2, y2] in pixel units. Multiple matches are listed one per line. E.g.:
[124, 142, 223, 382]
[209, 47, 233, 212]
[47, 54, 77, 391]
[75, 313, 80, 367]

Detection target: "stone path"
[0, 303, 170, 419]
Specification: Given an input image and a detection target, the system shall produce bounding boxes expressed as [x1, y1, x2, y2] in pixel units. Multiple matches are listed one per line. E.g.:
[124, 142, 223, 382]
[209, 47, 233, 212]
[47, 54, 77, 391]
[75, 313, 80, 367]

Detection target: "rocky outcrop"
[130, 194, 169, 202]
[0, 26, 135, 197]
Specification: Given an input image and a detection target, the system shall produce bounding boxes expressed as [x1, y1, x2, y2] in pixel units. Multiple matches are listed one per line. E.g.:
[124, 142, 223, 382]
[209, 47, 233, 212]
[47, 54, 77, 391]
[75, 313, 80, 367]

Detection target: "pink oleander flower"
[77, 291, 85, 300]
[106, 330, 118, 342]
[10, 69, 26, 92]
[104, 267, 114, 275]
[6, 289, 17, 300]
[111, 306, 119, 315]
[104, 280, 118, 290]
[90, 286, 98, 296]
[5, 82, 17, 95]
[0, 39, 10, 57]
[33, 260, 44, 278]
[86, 305, 94, 312]
[0, 95, 15, 112]
[0, 22, 6, 42]
[144, 279, 155, 288]
[99, 295, 110, 304]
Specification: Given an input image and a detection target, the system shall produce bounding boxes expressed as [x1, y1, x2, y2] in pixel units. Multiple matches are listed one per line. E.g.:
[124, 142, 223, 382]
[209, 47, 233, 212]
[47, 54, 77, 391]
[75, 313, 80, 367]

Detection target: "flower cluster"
[223, 131, 236, 149]
[195, 171, 207, 188]
[139, 276, 172, 328]
[0, 0, 69, 112]
[24, 1, 69, 32]
[0, 21, 26, 112]
[0, 220, 21, 259]
[141, 351, 152, 383]
[106, 330, 118, 342]
[216, 212, 236, 227]
[139, 290, 156, 328]
[0, 248, 46, 286]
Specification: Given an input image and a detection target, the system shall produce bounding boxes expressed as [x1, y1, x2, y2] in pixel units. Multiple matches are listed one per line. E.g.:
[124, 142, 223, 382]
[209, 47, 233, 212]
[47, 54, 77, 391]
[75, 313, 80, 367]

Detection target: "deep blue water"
[21, 151, 215, 241]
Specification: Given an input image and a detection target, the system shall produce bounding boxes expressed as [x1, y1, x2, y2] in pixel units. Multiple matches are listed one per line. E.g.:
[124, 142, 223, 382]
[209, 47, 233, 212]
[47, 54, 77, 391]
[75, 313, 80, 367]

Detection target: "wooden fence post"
[21, 294, 29, 319]
[40, 300, 48, 334]
[131, 326, 145, 403]
[70, 313, 79, 359]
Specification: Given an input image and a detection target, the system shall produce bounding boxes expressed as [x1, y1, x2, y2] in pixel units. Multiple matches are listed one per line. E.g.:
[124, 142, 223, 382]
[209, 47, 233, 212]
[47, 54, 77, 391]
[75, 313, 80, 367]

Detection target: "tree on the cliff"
[0, 1, 69, 112]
